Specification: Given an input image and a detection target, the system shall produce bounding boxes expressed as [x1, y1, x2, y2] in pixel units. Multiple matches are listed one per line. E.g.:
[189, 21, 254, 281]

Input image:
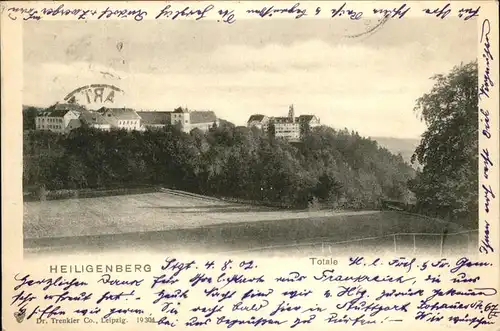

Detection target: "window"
[185, 120, 188, 123]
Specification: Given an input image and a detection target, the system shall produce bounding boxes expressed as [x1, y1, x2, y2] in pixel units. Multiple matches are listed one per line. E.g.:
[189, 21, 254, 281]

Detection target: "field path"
[24, 190, 469, 255]
[24, 191, 377, 239]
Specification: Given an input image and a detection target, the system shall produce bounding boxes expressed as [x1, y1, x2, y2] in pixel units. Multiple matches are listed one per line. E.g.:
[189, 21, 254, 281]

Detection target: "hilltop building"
[34, 103, 220, 134]
[35, 103, 86, 133]
[247, 105, 320, 142]
[137, 107, 219, 133]
[247, 115, 270, 131]
[97, 107, 142, 131]
[79, 110, 111, 131]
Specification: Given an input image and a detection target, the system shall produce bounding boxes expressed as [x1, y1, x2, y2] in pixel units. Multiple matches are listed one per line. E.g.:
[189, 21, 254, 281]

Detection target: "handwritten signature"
[479, 19, 494, 100]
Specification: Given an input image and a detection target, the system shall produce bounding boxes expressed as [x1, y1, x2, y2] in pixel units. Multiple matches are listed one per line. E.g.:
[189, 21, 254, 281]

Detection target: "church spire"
[288, 104, 295, 123]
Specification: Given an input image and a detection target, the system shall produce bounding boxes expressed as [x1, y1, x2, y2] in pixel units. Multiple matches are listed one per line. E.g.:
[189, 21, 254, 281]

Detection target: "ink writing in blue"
[98, 273, 144, 286]
[43, 291, 92, 304]
[290, 314, 316, 328]
[457, 6, 480, 20]
[481, 148, 493, 179]
[216, 272, 265, 288]
[269, 301, 302, 316]
[6, 6, 40, 20]
[337, 285, 368, 299]
[204, 287, 236, 303]
[240, 288, 273, 300]
[348, 256, 364, 266]
[153, 289, 189, 304]
[160, 257, 196, 276]
[450, 272, 480, 284]
[217, 9, 235, 24]
[97, 7, 147, 21]
[246, 3, 307, 19]
[375, 288, 424, 300]
[479, 221, 494, 254]
[41, 4, 97, 20]
[414, 310, 444, 322]
[431, 258, 450, 268]
[157, 316, 177, 327]
[216, 315, 287, 328]
[189, 273, 213, 287]
[423, 274, 442, 284]
[239, 260, 257, 270]
[275, 271, 306, 282]
[325, 313, 377, 326]
[373, 3, 410, 19]
[102, 307, 144, 319]
[482, 184, 495, 213]
[313, 269, 416, 284]
[96, 290, 135, 304]
[25, 304, 66, 320]
[151, 274, 179, 289]
[161, 301, 179, 315]
[232, 300, 269, 312]
[450, 257, 492, 273]
[73, 307, 101, 316]
[480, 109, 491, 138]
[424, 288, 497, 302]
[336, 296, 411, 317]
[331, 3, 363, 20]
[191, 304, 223, 318]
[11, 290, 37, 308]
[13, 274, 88, 291]
[448, 314, 495, 328]
[423, 3, 451, 19]
[185, 316, 211, 327]
[155, 4, 214, 21]
[282, 289, 312, 299]
[479, 19, 494, 100]
[388, 257, 416, 272]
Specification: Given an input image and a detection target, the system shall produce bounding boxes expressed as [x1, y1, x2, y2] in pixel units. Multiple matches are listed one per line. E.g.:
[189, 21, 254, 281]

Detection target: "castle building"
[247, 105, 320, 142]
[35, 103, 86, 133]
[137, 107, 219, 133]
[97, 107, 142, 131]
[79, 110, 112, 131]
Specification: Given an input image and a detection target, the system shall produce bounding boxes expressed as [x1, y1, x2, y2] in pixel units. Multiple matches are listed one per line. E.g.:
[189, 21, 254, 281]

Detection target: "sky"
[23, 18, 476, 139]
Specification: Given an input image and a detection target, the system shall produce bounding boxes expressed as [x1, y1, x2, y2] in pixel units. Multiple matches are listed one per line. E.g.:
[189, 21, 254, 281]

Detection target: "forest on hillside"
[22, 62, 479, 228]
[23, 124, 415, 210]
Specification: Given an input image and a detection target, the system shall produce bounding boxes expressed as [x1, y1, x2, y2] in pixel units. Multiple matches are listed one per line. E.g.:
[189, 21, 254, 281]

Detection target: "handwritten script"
[10, 256, 499, 328]
[479, 18, 496, 255]
[2, 2, 481, 23]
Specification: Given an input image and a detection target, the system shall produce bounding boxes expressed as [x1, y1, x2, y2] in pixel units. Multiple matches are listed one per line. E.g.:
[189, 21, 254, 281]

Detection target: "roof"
[98, 107, 141, 120]
[248, 114, 267, 122]
[273, 117, 295, 123]
[173, 107, 189, 113]
[79, 111, 110, 125]
[39, 103, 86, 117]
[66, 119, 82, 128]
[297, 115, 315, 122]
[190, 111, 217, 124]
[137, 111, 171, 125]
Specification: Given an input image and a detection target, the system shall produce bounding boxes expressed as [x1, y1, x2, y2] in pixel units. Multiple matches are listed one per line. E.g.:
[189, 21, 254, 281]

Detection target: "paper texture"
[2, 1, 499, 330]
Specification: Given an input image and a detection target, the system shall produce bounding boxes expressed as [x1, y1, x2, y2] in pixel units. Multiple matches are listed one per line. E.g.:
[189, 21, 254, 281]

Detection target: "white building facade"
[35, 104, 84, 133]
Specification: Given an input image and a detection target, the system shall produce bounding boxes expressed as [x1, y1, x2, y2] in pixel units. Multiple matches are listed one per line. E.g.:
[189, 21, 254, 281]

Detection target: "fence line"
[224, 229, 478, 255]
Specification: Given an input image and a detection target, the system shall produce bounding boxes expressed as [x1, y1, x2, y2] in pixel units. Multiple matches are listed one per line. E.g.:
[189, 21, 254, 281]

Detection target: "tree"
[410, 61, 478, 227]
[23, 106, 40, 130]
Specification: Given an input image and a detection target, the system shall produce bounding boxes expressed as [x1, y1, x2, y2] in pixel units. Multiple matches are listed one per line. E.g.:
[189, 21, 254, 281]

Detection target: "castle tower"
[288, 104, 295, 123]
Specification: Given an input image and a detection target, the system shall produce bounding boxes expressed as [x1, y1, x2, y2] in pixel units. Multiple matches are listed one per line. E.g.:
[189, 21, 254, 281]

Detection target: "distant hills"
[372, 136, 421, 166]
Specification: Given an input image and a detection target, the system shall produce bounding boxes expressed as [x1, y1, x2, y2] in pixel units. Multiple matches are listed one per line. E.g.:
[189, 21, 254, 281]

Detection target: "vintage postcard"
[1, 1, 499, 330]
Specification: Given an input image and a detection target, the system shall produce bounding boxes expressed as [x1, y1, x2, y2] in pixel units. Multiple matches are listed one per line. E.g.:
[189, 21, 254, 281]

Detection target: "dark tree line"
[24, 123, 415, 209]
[410, 61, 478, 228]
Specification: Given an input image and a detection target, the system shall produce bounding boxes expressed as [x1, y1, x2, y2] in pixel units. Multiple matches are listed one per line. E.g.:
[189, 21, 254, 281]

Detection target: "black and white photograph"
[22, 15, 479, 257]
